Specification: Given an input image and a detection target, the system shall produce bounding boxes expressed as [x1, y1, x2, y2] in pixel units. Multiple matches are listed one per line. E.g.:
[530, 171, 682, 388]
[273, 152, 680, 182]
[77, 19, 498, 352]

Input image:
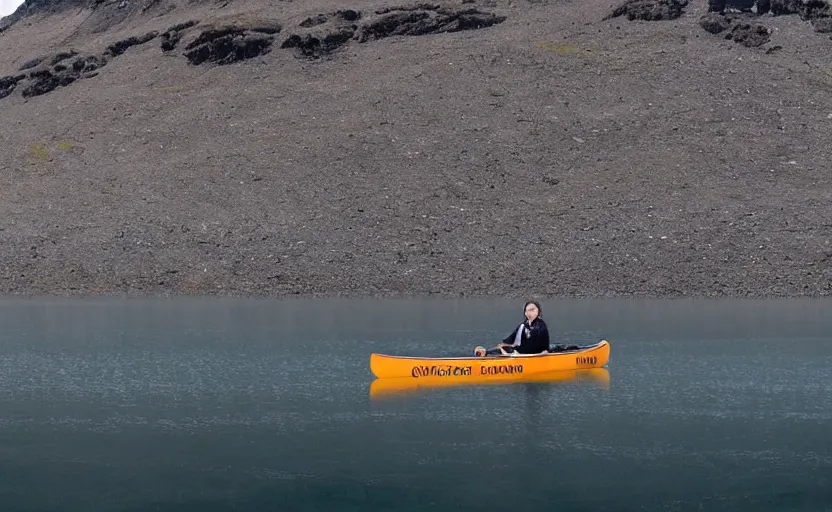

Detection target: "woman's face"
[524, 303, 539, 322]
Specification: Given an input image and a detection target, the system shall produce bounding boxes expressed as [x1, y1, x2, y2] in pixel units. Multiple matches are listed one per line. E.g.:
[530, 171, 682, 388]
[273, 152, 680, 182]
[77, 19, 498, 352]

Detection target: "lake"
[0, 297, 830, 511]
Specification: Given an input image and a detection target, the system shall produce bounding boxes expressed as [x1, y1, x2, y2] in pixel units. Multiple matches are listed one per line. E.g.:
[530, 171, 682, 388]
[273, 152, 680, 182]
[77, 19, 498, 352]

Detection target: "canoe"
[370, 367, 610, 399]
[369, 339, 610, 380]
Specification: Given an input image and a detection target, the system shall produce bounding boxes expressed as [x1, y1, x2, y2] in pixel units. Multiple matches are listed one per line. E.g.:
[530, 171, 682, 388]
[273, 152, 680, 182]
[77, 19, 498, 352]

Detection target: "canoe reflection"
[369, 367, 610, 399]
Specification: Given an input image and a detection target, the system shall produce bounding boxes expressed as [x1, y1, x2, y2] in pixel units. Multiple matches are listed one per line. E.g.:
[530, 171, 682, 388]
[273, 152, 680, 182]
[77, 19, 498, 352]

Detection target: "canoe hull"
[369, 339, 610, 380]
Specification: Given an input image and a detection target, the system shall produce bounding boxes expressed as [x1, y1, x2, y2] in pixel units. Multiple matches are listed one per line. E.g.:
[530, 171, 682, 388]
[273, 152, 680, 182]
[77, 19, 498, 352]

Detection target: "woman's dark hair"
[524, 300, 542, 317]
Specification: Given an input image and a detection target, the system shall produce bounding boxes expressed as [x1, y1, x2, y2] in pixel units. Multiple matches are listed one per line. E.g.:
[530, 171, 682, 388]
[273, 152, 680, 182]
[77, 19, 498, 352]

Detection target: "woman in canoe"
[475, 301, 550, 356]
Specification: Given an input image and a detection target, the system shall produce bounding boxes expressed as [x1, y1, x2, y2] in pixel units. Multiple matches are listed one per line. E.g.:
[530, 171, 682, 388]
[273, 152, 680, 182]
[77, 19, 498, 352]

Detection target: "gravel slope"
[0, 0, 830, 298]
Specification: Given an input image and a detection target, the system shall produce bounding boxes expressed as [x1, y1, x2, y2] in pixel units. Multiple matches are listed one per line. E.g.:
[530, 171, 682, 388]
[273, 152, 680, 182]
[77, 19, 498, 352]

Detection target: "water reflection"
[369, 368, 610, 400]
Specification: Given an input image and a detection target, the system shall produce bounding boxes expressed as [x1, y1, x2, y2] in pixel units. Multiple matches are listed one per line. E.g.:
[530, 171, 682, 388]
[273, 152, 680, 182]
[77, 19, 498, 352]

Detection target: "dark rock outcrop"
[758, 0, 832, 20]
[300, 14, 330, 28]
[282, 8, 360, 59]
[356, 6, 506, 41]
[769, 0, 800, 13]
[605, 0, 688, 21]
[704, 0, 829, 42]
[105, 31, 159, 56]
[0, 74, 26, 99]
[160, 20, 199, 51]
[699, 12, 733, 33]
[801, 0, 830, 18]
[708, 0, 726, 12]
[2, 51, 103, 100]
[769, 0, 830, 17]
[3, 7, 506, 99]
[707, 0, 770, 14]
[299, 9, 361, 28]
[183, 25, 280, 65]
[50, 51, 78, 65]
[70, 54, 104, 74]
[699, 12, 772, 46]
[22, 68, 76, 97]
[725, 21, 771, 46]
[279, 6, 505, 59]
[281, 28, 356, 59]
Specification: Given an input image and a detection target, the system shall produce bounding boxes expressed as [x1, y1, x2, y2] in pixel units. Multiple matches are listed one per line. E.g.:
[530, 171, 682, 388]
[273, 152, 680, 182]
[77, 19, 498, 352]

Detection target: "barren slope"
[1, 0, 831, 297]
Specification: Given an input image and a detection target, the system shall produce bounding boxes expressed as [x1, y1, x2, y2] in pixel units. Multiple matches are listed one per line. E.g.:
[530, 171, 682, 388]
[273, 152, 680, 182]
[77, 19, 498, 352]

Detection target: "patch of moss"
[28, 143, 49, 161]
[26, 140, 79, 165]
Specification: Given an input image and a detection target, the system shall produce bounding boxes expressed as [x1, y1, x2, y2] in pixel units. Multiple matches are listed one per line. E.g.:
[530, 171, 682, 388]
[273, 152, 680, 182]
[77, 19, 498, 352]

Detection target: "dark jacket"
[502, 317, 550, 354]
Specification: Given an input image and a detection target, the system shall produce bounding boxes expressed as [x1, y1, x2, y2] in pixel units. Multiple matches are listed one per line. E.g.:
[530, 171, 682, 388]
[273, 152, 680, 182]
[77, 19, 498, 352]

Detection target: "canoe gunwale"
[370, 340, 608, 361]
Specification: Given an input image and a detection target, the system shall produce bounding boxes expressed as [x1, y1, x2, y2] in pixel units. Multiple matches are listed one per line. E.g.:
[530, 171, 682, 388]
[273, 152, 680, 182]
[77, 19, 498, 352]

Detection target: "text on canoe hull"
[410, 364, 524, 378]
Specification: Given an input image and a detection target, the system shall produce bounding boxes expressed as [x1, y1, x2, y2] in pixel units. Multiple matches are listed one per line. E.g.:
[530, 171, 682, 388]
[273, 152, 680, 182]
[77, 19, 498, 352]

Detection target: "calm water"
[0, 297, 830, 511]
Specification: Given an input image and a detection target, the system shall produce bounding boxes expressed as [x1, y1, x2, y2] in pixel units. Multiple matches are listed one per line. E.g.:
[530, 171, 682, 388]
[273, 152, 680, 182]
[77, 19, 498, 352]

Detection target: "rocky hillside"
[1, 0, 830, 298]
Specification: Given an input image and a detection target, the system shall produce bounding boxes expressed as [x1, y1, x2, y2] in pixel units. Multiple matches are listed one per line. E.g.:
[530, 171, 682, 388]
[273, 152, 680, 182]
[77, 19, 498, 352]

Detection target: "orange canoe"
[370, 367, 610, 399]
[369, 339, 610, 380]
